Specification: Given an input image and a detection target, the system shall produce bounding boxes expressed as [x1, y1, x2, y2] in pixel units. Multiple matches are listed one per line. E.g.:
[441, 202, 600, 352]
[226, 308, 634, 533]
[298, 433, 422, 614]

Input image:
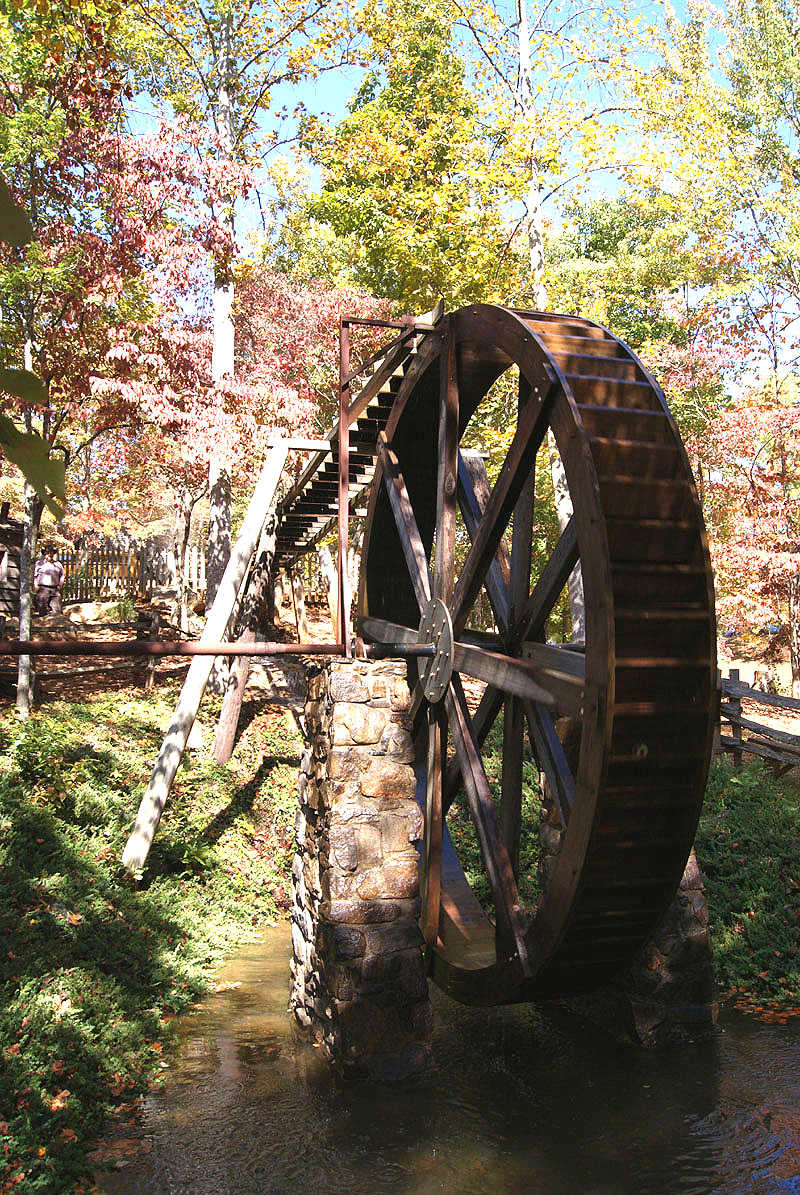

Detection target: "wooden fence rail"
[719, 668, 800, 777]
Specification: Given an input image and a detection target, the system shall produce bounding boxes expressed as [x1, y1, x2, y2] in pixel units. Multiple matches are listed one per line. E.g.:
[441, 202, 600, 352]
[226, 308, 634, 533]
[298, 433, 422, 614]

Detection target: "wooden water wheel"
[357, 303, 717, 1006]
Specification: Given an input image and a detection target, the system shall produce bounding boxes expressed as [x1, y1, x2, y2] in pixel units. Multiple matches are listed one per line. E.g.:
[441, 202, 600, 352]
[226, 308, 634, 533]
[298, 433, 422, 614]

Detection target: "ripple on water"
[98, 925, 800, 1195]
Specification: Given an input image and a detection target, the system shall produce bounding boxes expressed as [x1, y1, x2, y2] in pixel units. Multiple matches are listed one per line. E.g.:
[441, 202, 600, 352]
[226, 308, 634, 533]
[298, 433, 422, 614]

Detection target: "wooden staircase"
[274, 325, 427, 571]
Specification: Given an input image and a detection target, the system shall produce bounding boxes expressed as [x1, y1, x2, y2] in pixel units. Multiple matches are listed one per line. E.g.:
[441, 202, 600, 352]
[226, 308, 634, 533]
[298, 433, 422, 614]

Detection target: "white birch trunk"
[205, 9, 237, 689]
[317, 544, 338, 639]
[206, 7, 236, 610]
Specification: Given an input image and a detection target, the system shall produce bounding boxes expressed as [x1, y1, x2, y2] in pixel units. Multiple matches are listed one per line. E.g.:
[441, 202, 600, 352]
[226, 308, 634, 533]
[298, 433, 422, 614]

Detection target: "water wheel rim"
[357, 304, 716, 1005]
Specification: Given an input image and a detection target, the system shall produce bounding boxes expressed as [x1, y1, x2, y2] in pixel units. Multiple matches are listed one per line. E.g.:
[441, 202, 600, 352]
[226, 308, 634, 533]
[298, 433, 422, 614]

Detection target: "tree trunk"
[206, 7, 236, 687]
[172, 483, 195, 633]
[290, 569, 308, 642]
[317, 544, 338, 639]
[16, 481, 43, 718]
[789, 570, 800, 699]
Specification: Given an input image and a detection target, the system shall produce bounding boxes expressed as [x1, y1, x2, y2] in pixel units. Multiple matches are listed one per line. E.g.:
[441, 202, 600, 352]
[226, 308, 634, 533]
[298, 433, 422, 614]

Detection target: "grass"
[695, 758, 800, 1010]
[0, 686, 300, 1195]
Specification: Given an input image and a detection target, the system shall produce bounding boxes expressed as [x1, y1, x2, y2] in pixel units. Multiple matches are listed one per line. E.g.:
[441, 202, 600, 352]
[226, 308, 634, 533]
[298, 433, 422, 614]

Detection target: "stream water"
[99, 923, 800, 1195]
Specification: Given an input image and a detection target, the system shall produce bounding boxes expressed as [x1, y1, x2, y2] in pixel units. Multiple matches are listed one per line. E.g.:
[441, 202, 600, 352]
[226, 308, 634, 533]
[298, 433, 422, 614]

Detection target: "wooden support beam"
[213, 513, 279, 765]
[121, 445, 288, 875]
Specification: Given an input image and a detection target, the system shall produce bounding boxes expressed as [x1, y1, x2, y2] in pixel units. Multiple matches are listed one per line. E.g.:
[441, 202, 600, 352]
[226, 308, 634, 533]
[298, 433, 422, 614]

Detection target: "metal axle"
[0, 639, 435, 660]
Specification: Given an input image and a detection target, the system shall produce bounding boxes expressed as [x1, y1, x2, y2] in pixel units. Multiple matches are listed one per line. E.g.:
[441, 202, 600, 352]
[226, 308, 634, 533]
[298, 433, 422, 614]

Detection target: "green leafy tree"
[289, 0, 518, 310]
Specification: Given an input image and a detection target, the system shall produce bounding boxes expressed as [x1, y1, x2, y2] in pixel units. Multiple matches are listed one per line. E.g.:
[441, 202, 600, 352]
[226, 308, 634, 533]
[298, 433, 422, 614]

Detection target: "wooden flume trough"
[1, 302, 718, 1007]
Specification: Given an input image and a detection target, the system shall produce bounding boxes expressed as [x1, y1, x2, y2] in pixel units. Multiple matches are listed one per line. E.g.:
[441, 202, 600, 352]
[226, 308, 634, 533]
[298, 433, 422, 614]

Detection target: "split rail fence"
[719, 668, 800, 777]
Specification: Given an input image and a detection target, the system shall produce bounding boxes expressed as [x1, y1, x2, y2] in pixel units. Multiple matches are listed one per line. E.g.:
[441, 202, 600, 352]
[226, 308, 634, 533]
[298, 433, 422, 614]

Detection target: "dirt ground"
[0, 594, 337, 707]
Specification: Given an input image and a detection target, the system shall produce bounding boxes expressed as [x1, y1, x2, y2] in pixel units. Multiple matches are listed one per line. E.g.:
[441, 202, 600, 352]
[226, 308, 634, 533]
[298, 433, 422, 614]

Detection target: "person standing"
[33, 544, 65, 615]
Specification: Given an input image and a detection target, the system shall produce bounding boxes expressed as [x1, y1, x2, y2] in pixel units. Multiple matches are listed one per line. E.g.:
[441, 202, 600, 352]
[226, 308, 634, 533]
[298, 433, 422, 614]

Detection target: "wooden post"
[291, 568, 309, 642]
[213, 512, 279, 765]
[338, 318, 352, 655]
[146, 611, 159, 691]
[121, 444, 288, 874]
[317, 544, 338, 639]
[730, 667, 742, 767]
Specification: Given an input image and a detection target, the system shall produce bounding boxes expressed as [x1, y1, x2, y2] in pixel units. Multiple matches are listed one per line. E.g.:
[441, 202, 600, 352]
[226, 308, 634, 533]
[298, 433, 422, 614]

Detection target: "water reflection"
[99, 924, 800, 1195]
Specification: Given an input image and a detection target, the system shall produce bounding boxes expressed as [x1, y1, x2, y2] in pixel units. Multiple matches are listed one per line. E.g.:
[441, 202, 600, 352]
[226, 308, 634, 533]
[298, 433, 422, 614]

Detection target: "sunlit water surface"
[99, 923, 800, 1195]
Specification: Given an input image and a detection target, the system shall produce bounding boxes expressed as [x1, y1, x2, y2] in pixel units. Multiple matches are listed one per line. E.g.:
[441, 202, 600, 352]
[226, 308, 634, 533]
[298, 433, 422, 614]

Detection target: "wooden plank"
[444, 683, 504, 813]
[360, 616, 417, 645]
[500, 696, 524, 876]
[721, 678, 800, 713]
[422, 703, 445, 947]
[719, 734, 799, 769]
[747, 734, 800, 760]
[522, 699, 574, 825]
[451, 383, 555, 637]
[376, 433, 432, 613]
[510, 376, 535, 625]
[719, 705, 800, 748]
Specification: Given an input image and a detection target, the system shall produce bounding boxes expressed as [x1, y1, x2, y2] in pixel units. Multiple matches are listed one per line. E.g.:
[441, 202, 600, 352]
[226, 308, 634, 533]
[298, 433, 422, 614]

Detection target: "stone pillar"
[538, 791, 716, 1046]
[290, 658, 433, 1080]
[624, 848, 717, 1045]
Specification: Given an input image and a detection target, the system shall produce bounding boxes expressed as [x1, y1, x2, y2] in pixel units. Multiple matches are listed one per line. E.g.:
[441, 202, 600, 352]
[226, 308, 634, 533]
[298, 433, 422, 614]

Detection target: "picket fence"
[56, 544, 208, 602]
[54, 542, 329, 603]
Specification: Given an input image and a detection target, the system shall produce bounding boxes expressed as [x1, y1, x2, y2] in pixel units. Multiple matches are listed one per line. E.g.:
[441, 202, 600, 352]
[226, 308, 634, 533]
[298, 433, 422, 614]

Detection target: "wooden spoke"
[435, 327, 459, 604]
[500, 696, 525, 876]
[457, 451, 511, 633]
[453, 641, 583, 715]
[451, 382, 556, 636]
[512, 517, 579, 643]
[422, 703, 445, 947]
[444, 683, 504, 813]
[499, 375, 537, 871]
[376, 433, 432, 613]
[521, 699, 575, 827]
[509, 376, 535, 626]
[445, 676, 530, 972]
[360, 616, 417, 645]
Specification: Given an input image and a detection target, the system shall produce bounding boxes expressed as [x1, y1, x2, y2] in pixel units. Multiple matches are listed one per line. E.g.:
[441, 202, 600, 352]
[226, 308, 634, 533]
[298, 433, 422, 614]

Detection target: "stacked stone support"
[290, 658, 433, 1080]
